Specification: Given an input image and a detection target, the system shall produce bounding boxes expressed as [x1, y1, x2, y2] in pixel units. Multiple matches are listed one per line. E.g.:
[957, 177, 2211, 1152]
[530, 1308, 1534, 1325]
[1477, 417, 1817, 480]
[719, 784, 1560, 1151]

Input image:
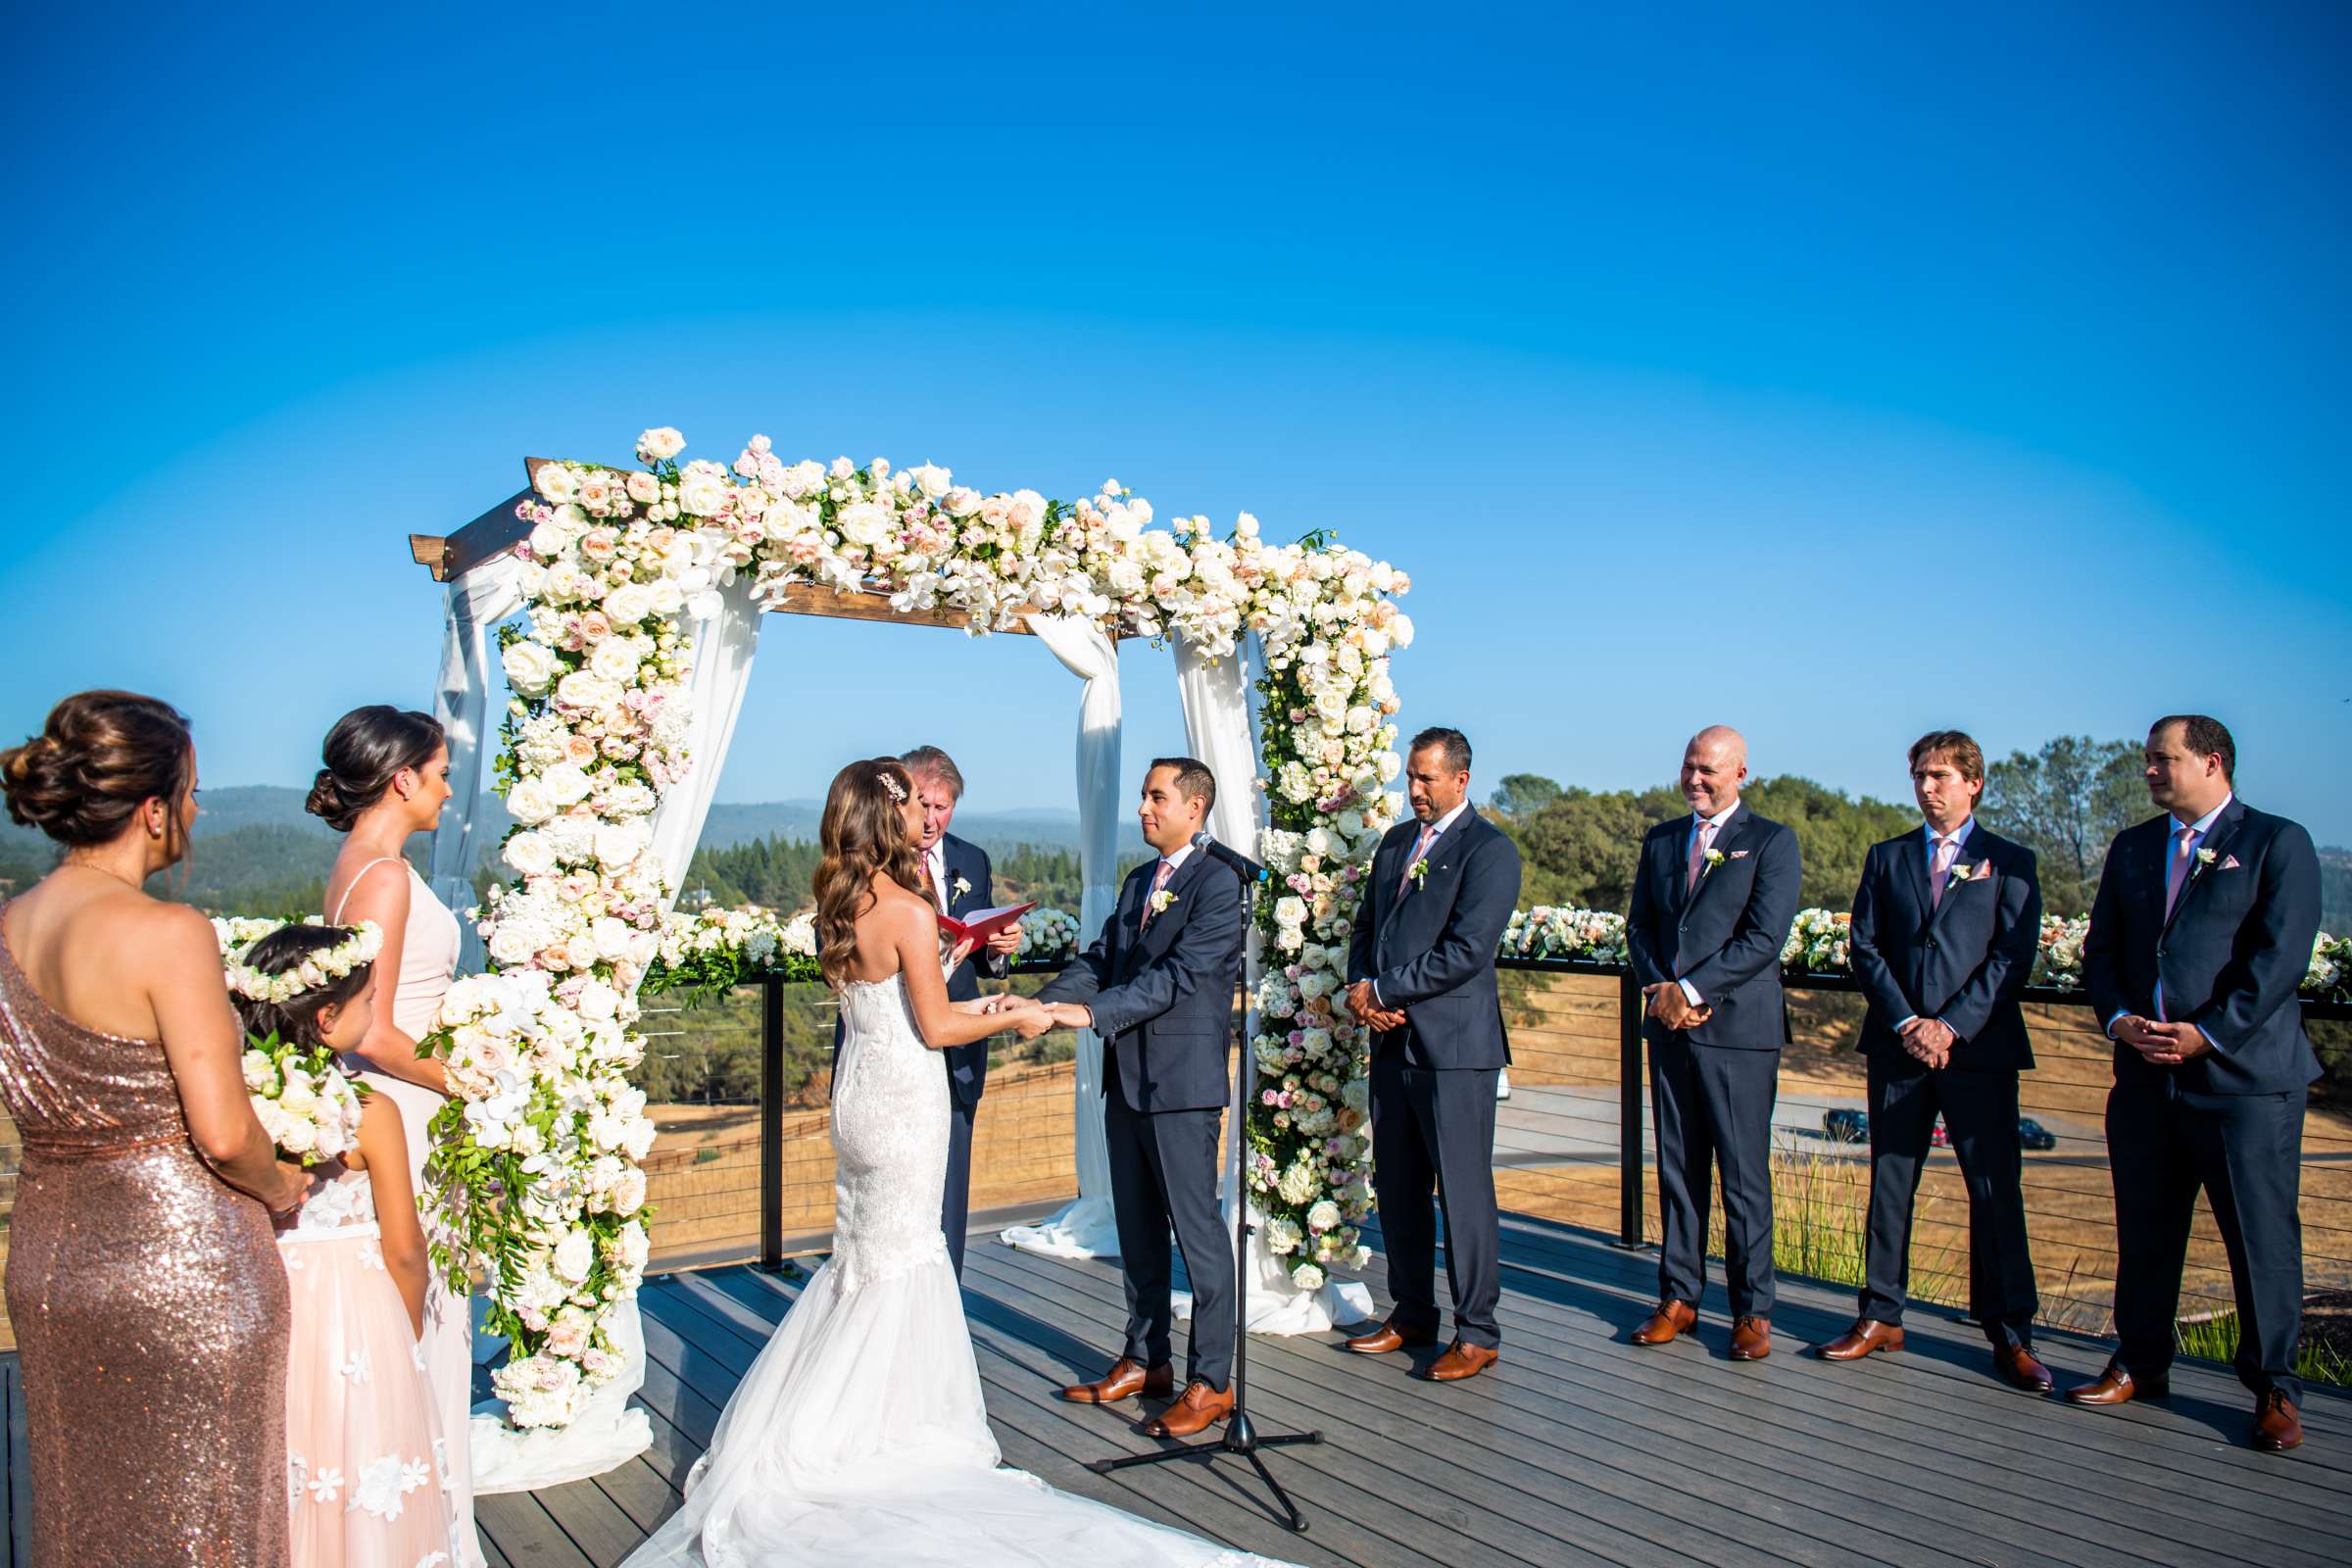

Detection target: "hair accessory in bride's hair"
[214, 917, 384, 1004]
[880, 770, 907, 804]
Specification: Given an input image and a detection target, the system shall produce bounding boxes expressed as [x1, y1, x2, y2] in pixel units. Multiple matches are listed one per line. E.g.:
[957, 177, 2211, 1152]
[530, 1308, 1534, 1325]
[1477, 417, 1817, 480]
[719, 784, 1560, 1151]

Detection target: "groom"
[1033, 758, 1248, 1439]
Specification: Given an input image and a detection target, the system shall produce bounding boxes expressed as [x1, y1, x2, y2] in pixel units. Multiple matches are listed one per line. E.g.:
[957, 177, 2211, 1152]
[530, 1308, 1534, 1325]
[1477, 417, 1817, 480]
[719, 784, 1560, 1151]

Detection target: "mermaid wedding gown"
[620, 972, 1292, 1567]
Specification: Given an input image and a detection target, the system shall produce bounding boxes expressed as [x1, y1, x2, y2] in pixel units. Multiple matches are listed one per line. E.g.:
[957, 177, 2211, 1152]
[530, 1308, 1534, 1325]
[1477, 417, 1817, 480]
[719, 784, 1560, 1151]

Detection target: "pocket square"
[2220, 855, 2241, 871]
[1729, 850, 1749, 859]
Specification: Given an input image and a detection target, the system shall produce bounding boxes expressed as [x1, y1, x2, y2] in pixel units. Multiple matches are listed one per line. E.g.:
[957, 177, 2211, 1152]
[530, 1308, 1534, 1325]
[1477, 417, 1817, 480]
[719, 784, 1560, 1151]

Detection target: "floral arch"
[413, 428, 1412, 1449]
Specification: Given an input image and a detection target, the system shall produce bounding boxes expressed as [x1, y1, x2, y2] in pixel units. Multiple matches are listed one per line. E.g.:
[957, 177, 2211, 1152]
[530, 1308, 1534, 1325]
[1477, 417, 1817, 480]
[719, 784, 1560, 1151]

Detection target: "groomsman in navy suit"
[1344, 726, 1523, 1384]
[2070, 715, 2321, 1453]
[1035, 758, 1249, 1438]
[899, 747, 1021, 1277]
[1823, 730, 2049, 1390]
[1625, 726, 1801, 1360]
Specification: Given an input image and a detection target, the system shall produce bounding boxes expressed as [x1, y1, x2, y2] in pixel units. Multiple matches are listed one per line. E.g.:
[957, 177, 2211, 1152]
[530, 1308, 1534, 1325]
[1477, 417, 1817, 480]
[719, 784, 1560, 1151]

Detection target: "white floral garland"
[453, 428, 1413, 1422]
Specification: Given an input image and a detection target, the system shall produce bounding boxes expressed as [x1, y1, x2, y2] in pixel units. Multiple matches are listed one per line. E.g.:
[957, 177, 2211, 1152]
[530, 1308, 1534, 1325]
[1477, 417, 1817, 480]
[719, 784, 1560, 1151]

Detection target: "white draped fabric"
[469, 577, 765, 1492]
[998, 613, 1124, 1260]
[1168, 637, 1372, 1334]
[427, 554, 528, 973]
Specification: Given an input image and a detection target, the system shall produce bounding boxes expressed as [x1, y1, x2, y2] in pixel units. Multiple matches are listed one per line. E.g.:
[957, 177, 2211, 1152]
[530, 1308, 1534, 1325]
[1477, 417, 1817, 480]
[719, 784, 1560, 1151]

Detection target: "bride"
[622, 758, 1295, 1568]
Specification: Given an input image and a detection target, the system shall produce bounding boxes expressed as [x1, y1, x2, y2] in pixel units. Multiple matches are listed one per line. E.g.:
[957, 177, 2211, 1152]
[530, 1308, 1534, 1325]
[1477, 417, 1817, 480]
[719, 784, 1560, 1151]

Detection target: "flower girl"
[231, 923, 460, 1567]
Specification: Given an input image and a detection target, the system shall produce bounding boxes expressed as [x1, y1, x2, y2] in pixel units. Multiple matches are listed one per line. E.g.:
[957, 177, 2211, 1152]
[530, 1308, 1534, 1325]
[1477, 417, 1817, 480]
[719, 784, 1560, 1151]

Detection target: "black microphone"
[1191, 831, 1269, 885]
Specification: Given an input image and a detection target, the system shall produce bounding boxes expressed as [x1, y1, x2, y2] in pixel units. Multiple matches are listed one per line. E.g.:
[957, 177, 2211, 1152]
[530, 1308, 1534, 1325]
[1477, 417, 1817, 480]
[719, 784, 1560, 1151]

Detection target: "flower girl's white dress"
[620, 972, 1294, 1568]
[280, 1164, 461, 1567]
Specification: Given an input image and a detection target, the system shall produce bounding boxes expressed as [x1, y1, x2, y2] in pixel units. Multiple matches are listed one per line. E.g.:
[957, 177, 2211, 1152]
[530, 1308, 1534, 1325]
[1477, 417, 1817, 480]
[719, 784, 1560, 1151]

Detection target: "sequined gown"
[0, 906, 291, 1567]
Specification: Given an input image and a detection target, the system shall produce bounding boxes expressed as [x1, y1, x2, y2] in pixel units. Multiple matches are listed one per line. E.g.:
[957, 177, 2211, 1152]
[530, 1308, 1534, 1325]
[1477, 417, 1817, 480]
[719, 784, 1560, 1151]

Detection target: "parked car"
[2018, 1116, 2057, 1151]
[1931, 1115, 1949, 1149]
[1823, 1108, 1869, 1143]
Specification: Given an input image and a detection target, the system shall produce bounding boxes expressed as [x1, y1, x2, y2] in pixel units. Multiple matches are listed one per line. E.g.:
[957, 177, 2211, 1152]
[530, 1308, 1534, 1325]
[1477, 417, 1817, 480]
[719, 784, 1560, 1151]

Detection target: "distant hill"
[0, 783, 1137, 912]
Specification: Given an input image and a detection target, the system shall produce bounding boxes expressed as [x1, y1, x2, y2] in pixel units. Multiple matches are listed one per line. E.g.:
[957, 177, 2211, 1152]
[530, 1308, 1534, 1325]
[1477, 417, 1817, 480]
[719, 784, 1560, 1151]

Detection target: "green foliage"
[1490, 773, 1908, 912]
[1980, 735, 2145, 916]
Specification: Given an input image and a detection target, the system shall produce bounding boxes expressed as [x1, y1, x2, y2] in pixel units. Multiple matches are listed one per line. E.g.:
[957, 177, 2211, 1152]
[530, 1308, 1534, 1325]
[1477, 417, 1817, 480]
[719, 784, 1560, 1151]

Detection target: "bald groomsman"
[1824, 730, 2049, 1391]
[2070, 715, 2321, 1452]
[1625, 726, 1801, 1360]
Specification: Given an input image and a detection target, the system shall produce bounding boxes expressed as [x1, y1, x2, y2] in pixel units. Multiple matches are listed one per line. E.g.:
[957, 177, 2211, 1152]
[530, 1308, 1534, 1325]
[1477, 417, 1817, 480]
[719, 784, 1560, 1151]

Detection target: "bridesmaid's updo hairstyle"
[231, 924, 375, 1050]
[0, 690, 196, 859]
[308, 706, 445, 832]
[812, 758, 927, 992]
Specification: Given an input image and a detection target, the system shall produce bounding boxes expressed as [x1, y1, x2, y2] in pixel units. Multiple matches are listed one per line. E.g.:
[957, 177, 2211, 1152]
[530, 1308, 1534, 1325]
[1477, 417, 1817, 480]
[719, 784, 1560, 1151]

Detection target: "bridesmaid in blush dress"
[312, 705, 484, 1568]
[0, 691, 310, 1566]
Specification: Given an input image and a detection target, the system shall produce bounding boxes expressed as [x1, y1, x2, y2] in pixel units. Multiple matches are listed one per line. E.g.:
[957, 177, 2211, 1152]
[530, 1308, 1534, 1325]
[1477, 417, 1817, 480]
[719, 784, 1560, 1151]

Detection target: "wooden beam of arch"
[408, 457, 1121, 639]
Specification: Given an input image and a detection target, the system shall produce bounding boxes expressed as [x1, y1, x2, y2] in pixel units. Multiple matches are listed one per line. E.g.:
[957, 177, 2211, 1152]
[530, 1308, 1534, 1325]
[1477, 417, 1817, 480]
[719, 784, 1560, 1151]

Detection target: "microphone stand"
[1085, 842, 1323, 1533]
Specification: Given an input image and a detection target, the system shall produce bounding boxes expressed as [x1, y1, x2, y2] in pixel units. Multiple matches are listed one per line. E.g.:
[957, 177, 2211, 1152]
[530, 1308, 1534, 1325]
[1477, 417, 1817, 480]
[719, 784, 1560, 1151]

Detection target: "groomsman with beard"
[1343, 726, 1522, 1384]
[1625, 726, 1801, 1360]
[899, 746, 1022, 1277]
[2069, 715, 2321, 1453]
[1822, 730, 2050, 1391]
[1034, 759, 1249, 1438]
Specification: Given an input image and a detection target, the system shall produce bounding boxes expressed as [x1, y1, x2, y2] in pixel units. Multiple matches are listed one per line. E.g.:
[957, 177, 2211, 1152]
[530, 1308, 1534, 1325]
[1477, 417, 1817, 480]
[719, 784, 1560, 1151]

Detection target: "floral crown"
[213, 917, 384, 1005]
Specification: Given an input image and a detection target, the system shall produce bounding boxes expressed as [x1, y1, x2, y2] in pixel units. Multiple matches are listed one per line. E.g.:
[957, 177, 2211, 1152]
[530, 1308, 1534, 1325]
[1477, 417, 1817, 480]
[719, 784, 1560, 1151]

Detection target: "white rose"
[554, 670, 619, 710]
[502, 640, 562, 698]
[540, 761, 593, 805]
[612, 1169, 648, 1216]
[587, 639, 641, 682]
[838, 501, 894, 549]
[552, 1229, 595, 1284]
[910, 463, 952, 498]
[507, 779, 556, 825]
[536, 464, 577, 503]
[503, 831, 557, 876]
[602, 582, 654, 625]
[678, 472, 729, 515]
[636, 427, 686, 462]
[593, 820, 648, 870]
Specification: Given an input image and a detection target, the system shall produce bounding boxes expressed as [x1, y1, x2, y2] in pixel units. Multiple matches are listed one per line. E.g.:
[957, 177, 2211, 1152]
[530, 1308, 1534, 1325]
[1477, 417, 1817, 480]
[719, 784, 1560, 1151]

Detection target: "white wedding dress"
[621, 971, 1295, 1568]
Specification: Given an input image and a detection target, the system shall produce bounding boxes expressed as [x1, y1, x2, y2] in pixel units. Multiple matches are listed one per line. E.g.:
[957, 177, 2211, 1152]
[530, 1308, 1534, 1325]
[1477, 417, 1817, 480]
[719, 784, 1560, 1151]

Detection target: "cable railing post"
[1615, 966, 1643, 1249]
[760, 974, 784, 1272]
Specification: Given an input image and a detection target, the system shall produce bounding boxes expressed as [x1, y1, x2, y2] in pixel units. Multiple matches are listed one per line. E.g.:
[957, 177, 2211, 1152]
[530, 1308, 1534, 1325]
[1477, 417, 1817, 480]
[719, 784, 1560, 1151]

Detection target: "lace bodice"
[827, 973, 952, 1296]
[281, 1165, 379, 1240]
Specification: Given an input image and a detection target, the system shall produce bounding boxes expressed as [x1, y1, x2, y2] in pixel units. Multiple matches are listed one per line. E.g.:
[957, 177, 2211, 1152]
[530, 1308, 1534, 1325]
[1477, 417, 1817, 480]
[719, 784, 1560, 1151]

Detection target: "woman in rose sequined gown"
[313, 705, 484, 1568]
[0, 691, 310, 1566]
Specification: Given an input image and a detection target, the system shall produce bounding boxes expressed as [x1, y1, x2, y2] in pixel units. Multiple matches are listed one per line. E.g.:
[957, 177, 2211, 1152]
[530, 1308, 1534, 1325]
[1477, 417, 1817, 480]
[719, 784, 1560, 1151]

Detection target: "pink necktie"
[1686, 820, 1716, 895]
[1140, 858, 1174, 931]
[1929, 835, 1957, 909]
[1398, 824, 1439, 898]
[2163, 824, 2195, 919]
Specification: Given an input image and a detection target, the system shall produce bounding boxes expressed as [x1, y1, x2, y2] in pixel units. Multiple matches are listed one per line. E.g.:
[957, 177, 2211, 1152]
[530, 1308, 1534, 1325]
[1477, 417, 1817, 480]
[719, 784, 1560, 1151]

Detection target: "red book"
[937, 902, 1035, 946]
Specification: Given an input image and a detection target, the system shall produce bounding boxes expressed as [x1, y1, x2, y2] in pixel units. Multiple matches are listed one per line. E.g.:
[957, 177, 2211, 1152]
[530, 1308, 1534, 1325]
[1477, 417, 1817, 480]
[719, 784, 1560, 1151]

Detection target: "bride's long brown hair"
[812, 758, 928, 991]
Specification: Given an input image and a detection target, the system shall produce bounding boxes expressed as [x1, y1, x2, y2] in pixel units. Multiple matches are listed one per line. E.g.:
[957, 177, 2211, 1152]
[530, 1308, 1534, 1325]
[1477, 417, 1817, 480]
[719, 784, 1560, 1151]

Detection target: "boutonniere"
[1150, 889, 1178, 915]
[1407, 858, 1431, 888]
[2191, 848, 2217, 877]
[1698, 847, 1726, 881]
[952, 875, 972, 900]
[1947, 859, 1994, 891]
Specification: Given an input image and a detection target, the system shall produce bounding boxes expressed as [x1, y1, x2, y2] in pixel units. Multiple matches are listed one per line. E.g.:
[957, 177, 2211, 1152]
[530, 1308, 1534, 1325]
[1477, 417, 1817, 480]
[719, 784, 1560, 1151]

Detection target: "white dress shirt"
[1894, 815, 1978, 1034]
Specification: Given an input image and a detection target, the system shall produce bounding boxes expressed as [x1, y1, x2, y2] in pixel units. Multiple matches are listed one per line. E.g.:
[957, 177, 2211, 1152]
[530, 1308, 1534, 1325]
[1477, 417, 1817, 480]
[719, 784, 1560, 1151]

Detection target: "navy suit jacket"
[1346, 809, 1522, 1070]
[1034, 850, 1247, 1113]
[1847, 823, 2041, 1072]
[937, 832, 1004, 1107]
[2084, 799, 2321, 1097]
[1626, 804, 1801, 1052]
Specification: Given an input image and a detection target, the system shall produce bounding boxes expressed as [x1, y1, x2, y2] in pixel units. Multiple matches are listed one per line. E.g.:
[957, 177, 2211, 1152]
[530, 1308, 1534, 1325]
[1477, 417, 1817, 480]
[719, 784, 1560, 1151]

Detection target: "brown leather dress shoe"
[1729, 1316, 1772, 1361]
[1059, 1356, 1175, 1404]
[1630, 1299, 1697, 1347]
[1425, 1340, 1500, 1382]
[2253, 1390, 2304, 1452]
[1992, 1343, 2054, 1394]
[1143, 1379, 1234, 1438]
[1345, 1319, 1440, 1355]
[2063, 1360, 2167, 1406]
[1817, 1318, 1904, 1361]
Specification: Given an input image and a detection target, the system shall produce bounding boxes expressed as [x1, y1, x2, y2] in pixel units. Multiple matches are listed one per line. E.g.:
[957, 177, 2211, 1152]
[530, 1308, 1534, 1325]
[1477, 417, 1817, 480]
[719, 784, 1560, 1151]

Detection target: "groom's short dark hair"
[1149, 757, 1216, 811]
[1410, 726, 1472, 774]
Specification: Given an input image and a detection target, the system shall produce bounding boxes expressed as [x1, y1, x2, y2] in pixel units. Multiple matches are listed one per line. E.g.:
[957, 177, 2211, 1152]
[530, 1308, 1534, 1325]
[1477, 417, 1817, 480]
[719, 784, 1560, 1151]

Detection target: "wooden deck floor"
[8, 1211, 2352, 1566]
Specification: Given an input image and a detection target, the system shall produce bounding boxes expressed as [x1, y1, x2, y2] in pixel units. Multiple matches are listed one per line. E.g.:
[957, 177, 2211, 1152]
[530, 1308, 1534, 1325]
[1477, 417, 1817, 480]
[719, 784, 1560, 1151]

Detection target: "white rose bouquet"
[1780, 907, 1852, 976]
[241, 1034, 367, 1167]
[1013, 906, 1081, 964]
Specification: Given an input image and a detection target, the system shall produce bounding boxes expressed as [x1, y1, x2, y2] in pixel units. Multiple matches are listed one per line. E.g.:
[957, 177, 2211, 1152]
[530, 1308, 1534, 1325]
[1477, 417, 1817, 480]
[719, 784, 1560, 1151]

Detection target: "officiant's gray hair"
[900, 746, 964, 799]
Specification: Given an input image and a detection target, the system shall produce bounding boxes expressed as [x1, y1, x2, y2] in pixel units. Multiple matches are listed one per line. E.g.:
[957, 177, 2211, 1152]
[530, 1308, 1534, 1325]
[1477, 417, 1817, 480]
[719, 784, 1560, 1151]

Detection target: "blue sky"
[4, 3, 2346, 834]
